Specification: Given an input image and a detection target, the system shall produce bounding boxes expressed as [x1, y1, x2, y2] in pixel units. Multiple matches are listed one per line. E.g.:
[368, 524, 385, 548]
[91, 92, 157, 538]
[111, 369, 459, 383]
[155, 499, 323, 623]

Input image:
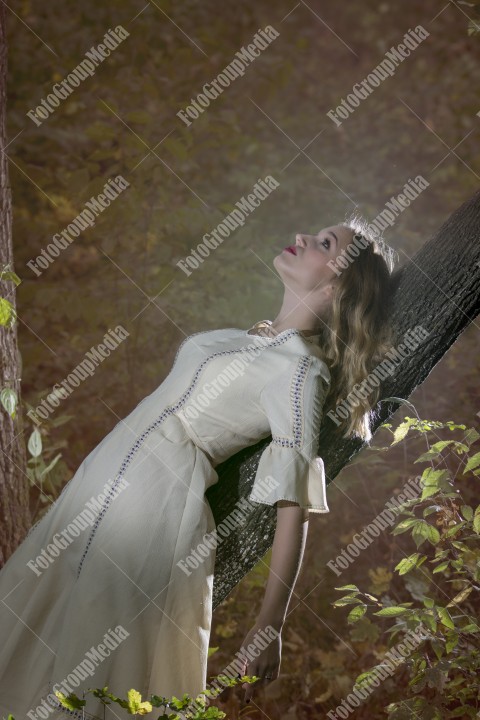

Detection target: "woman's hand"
[237, 622, 282, 703]
[237, 502, 308, 703]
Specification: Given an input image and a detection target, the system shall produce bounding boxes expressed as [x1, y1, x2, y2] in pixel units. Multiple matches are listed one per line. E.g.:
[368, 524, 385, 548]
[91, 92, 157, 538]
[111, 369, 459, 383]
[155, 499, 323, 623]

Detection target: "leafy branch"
[332, 415, 480, 719]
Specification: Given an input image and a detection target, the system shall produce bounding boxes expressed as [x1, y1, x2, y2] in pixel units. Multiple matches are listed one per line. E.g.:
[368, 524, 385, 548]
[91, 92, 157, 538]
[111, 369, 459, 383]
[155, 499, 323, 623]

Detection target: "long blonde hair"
[315, 212, 398, 442]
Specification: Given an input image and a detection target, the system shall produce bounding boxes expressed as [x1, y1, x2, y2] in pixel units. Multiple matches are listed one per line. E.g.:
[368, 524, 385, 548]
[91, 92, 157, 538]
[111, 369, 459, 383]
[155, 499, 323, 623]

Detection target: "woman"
[0, 217, 395, 719]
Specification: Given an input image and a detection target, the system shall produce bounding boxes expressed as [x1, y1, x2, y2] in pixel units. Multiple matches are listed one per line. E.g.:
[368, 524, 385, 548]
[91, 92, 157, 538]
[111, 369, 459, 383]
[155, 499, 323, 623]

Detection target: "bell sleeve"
[247, 354, 331, 514]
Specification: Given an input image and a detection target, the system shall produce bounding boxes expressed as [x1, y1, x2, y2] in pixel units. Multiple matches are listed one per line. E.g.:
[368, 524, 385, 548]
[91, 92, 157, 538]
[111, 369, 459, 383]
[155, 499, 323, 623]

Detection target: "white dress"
[0, 324, 331, 720]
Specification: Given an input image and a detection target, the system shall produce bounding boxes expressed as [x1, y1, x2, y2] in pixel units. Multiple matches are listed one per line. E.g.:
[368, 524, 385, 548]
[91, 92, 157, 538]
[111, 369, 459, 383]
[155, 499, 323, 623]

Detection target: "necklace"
[247, 319, 321, 342]
[247, 319, 278, 338]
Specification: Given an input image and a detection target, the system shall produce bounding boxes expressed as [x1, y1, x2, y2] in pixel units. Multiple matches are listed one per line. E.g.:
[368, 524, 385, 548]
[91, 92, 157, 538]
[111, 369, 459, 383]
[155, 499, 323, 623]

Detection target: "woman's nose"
[295, 234, 304, 246]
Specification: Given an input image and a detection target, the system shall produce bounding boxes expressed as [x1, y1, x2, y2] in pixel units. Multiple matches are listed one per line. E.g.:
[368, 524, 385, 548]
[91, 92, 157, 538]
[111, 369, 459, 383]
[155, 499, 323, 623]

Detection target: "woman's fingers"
[242, 667, 276, 702]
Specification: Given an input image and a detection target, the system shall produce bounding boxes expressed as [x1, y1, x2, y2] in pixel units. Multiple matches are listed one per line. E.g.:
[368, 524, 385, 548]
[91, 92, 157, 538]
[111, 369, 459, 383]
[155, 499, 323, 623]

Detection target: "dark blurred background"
[6, 0, 480, 716]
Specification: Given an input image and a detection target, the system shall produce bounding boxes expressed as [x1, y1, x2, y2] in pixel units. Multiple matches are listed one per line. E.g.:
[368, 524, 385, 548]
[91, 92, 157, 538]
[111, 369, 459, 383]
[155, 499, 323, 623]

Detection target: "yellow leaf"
[446, 585, 473, 608]
[368, 567, 392, 595]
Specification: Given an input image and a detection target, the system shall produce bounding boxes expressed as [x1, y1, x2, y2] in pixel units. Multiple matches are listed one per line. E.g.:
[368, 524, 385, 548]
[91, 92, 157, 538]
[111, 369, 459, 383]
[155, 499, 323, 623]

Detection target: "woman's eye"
[321, 238, 331, 249]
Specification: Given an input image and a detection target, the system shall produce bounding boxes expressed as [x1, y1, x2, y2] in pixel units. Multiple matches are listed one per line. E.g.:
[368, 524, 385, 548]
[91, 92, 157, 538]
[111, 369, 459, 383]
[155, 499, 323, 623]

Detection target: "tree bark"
[0, 4, 30, 567]
[207, 189, 480, 610]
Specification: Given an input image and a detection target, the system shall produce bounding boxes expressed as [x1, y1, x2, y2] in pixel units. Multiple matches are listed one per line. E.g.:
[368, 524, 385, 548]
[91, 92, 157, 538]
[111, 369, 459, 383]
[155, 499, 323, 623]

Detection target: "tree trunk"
[207, 189, 480, 610]
[0, 5, 30, 567]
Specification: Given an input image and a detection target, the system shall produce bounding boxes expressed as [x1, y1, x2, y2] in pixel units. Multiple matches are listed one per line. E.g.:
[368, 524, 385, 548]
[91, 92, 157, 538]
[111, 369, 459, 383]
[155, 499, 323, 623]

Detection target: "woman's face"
[273, 224, 355, 292]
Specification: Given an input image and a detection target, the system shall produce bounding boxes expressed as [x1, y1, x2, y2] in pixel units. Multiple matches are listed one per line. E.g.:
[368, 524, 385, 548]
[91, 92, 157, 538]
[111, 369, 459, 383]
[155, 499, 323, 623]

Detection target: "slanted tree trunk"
[0, 5, 30, 567]
[207, 189, 480, 609]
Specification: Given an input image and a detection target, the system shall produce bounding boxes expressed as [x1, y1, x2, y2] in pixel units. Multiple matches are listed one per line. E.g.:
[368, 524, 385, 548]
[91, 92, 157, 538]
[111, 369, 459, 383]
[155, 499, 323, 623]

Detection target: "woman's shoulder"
[257, 332, 331, 387]
[175, 326, 331, 384]
[280, 332, 331, 384]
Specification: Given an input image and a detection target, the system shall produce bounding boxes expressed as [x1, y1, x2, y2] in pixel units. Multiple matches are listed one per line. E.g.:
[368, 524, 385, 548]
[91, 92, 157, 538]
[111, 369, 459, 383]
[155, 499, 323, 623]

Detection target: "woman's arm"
[257, 500, 309, 631]
[239, 500, 309, 702]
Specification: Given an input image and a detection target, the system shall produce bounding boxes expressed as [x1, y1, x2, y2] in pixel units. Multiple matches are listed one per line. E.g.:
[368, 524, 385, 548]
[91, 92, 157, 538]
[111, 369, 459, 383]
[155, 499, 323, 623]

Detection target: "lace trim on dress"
[76, 328, 305, 579]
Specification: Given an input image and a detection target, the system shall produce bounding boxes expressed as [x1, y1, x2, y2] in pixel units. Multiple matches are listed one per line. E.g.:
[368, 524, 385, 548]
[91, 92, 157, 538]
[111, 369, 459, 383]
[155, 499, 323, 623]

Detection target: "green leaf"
[414, 440, 454, 462]
[0, 388, 17, 418]
[460, 505, 473, 521]
[0, 269, 21, 285]
[391, 518, 419, 535]
[422, 613, 437, 632]
[333, 595, 362, 607]
[445, 633, 459, 653]
[444, 522, 466, 538]
[412, 521, 440, 548]
[127, 689, 153, 715]
[421, 485, 440, 500]
[347, 605, 367, 623]
[391, 419, 413, 445]
[432, 561, 449, 574]
[437, 606, 455, 629]
[334, 584, 359, 591]
[423, 504, 442, 517]
[54, 691, 86, 710]
[27, 428, 42, 458]
[463, 451, 480, 474]
[431, 638, 444, 661]
[449, 705, 476, 717]
[421, 467, 450, 488]
[460, 623, 480, 633]
[373, 606, 410, 617]
[453, 441, 469, 455]
[395, 553, 426, 575]
[473, 505, 480, 535]
[0, 297, 15, 327]
[463, 427, 480, 447]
